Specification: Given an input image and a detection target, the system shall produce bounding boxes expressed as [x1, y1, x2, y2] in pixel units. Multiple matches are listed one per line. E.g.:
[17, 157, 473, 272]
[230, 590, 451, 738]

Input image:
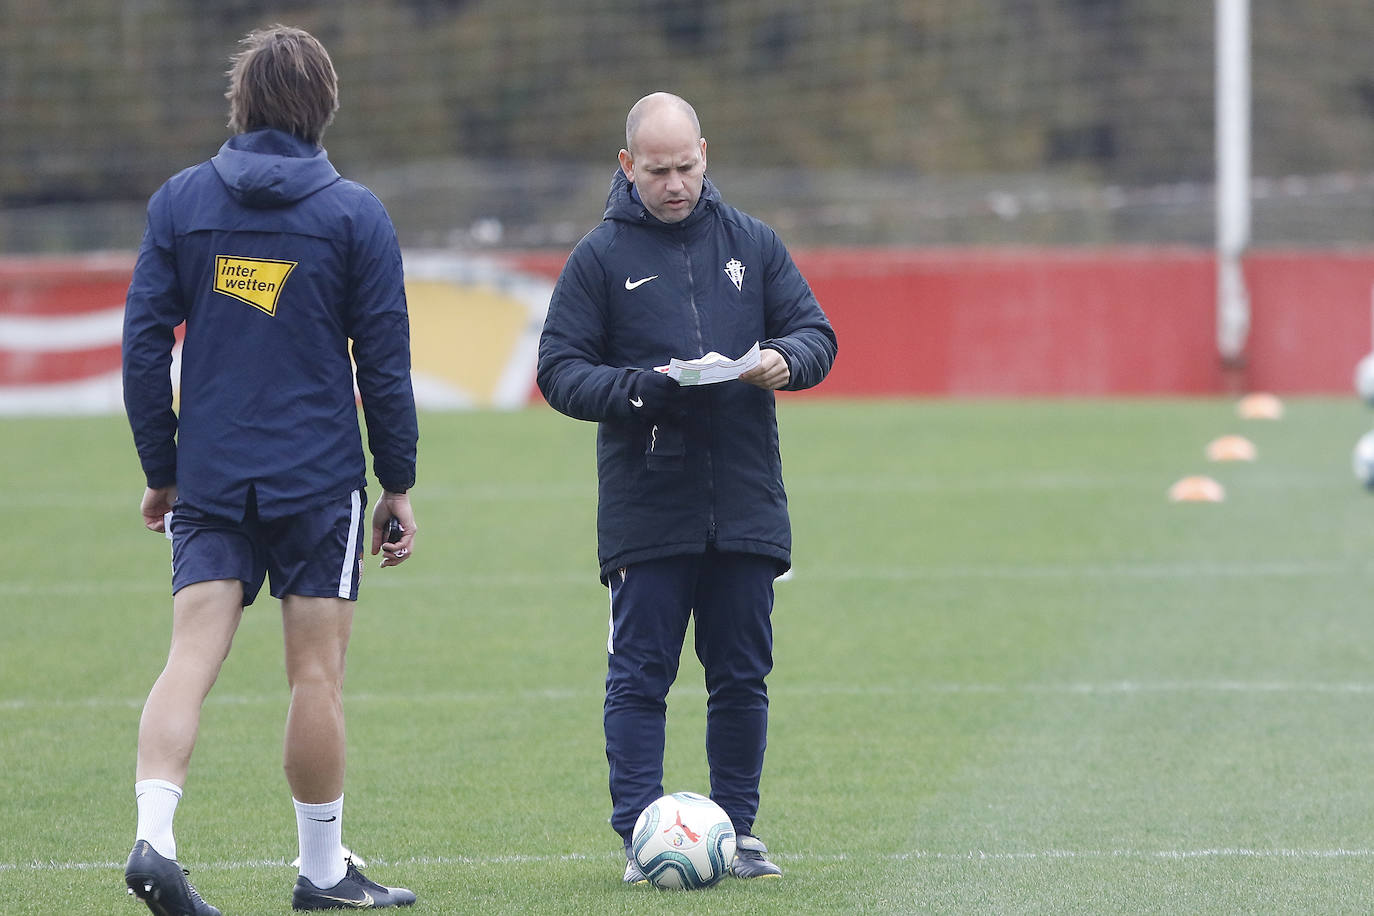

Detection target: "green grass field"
[5, 397, 1374, 914]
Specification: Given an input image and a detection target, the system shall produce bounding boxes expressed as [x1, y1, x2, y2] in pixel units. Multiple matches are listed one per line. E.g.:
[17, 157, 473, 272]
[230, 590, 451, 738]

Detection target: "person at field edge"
[121, 26, 419, 914]
[537, 91, 838, 884]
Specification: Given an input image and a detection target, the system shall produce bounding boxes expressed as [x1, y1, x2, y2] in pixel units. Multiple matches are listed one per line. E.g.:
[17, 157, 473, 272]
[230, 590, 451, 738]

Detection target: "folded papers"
[654, 342, 761, 386]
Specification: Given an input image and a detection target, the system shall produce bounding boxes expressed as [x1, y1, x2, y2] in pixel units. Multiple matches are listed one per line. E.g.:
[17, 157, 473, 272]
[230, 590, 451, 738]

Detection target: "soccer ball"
[630, 792, 736, 889]
[1354, 431, 1374, 489]
[1356, 353, 1374, 405]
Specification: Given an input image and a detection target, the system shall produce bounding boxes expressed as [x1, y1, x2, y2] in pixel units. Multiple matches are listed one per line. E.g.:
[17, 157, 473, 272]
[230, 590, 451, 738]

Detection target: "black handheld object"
[384, 517, 404, 545]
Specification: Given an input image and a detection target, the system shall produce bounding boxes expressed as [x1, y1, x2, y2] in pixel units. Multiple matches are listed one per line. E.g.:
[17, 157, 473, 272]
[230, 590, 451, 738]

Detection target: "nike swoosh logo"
[630, 396, 644, 408]
[309, 815, 338, 822]
[317, 889, 373, 907]
[625, 275, 658, 290]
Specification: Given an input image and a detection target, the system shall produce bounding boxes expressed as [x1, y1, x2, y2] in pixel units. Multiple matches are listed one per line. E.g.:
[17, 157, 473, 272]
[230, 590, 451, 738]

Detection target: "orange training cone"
[1169, 476, 1226, 502]
[1236, 393, 1283, 420]
[1205, 435, 1256, 462]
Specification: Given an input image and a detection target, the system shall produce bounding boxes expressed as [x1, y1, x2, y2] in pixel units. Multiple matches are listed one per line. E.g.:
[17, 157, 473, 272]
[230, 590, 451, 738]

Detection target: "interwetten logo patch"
[214, 255, 297, 316]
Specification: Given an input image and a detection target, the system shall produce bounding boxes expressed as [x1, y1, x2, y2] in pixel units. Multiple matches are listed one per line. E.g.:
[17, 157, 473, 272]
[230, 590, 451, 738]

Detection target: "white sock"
[134, 779, 182, 860]
[294, 795, 346, 889]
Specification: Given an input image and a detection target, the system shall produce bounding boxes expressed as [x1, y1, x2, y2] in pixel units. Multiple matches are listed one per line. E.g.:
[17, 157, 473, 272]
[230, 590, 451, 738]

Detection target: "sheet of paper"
[654, 341, 761, 386]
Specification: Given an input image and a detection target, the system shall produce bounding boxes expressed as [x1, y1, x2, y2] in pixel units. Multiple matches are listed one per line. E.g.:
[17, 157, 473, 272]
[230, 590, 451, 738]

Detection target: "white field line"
[804, 560, 1358, 580]
[3, 557, 1367, 598]
[9, 680, 1374, 713]
[0, 571, 594, 596]
[786, 472, 1339, 494]
[0, 482, 597, 510]
[3, 470, 1333, 509]
[7, 847, 1374, 873]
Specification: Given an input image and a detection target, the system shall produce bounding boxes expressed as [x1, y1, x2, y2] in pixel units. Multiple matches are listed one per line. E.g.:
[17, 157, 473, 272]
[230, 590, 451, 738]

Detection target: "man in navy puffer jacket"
[537, 91, 837, 884]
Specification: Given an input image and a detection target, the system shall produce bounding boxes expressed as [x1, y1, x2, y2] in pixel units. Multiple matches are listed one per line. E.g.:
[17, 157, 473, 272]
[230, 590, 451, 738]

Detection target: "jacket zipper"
[681, 237, 716, 543]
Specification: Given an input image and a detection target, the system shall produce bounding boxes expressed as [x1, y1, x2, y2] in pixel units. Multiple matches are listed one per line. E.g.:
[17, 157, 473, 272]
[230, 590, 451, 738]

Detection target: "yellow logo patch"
[214, 255, 297, 316]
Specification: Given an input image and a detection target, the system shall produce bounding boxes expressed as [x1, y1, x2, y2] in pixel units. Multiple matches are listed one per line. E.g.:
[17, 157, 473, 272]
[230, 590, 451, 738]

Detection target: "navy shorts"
[167, 490, 368, 606]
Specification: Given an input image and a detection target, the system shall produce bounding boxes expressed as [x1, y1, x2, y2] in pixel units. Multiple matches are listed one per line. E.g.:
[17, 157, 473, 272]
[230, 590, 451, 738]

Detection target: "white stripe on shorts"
[337, 489, 363, 598]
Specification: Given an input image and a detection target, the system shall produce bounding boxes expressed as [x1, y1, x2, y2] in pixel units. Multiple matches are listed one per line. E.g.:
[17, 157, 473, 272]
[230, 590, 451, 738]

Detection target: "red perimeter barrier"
[793, 248, 1221, 396]
[0, 253, 135, 315]
[0, 254, 134, 398]
[5, 248, 1374, 409]
[512, 247, 1374, 397]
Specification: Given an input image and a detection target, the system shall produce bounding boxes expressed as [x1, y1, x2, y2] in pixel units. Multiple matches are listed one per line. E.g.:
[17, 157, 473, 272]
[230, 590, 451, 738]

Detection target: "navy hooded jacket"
[537, 169, 837, 582]
[123, 128, 417, 520]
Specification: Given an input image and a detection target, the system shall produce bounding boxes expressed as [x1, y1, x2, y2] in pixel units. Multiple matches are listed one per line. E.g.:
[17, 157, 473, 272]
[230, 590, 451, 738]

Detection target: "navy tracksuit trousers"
[604, 549, 776, 842]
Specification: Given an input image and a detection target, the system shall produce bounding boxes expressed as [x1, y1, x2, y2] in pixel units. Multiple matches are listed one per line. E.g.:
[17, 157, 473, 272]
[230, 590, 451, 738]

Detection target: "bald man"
[537, 92, 837, 884]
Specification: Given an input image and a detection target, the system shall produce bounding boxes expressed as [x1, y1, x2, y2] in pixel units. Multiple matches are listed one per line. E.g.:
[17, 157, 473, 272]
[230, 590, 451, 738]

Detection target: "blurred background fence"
[4, 0, 1374, 254]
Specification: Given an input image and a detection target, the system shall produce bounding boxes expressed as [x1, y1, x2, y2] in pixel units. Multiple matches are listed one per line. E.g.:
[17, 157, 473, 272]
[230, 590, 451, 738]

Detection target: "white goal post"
[1216, 0, 1251, 365]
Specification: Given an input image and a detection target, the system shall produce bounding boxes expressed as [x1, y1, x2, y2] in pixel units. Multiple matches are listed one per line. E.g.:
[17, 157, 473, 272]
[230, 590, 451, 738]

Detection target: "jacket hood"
[602, 168, 720, 229]
[211, 128, 340, 209]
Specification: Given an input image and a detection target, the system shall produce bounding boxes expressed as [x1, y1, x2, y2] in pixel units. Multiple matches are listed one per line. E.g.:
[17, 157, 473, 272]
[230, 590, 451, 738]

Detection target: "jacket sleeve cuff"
[143, 464, 177, 490]
[377, 473, 415, 494]
[761, 341, 797, 387]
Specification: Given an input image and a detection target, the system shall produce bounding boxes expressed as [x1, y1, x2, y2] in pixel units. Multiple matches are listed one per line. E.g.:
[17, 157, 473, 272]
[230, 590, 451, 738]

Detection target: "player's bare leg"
[281, 594, 352, 804]
[282, 595, 415, 909]
[136, 579, 245, 785]
[128, 578, 241, 916]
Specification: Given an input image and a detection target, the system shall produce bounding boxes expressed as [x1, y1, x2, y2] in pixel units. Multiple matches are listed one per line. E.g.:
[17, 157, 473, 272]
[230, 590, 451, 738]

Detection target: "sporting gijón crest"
[724, 258, 745, 291]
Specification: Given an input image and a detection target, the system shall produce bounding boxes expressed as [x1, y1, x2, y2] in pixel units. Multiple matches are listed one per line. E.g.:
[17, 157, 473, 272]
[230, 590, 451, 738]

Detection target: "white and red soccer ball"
[630, 792, 736, 890]
[1353, 430, 1374, 489]
[1355, 353, 1374, 406]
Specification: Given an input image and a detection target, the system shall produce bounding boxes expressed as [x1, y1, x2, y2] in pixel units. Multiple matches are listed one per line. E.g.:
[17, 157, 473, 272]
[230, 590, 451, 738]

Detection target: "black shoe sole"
[126, 873, 181, 916]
